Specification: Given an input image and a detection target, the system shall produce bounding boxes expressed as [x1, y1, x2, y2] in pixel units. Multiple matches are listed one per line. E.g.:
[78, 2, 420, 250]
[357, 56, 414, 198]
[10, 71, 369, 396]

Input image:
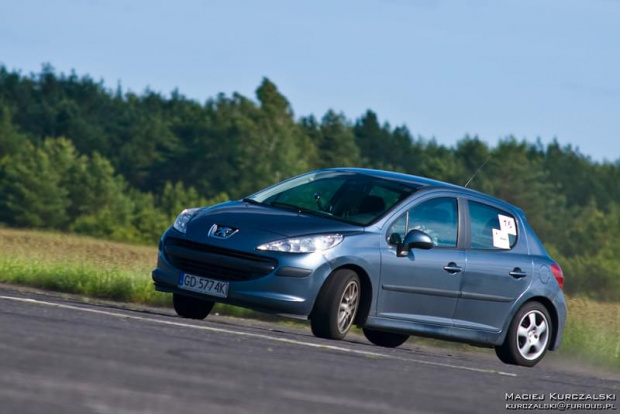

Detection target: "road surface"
[0, 285, 617, 414]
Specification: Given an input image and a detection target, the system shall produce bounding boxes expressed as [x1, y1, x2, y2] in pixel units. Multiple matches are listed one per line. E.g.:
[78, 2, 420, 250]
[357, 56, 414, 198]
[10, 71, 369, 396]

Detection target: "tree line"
[0, 65, 618, 300]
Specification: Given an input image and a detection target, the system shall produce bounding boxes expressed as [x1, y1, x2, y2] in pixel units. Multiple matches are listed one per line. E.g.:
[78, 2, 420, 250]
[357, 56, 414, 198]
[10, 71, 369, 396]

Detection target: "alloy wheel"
[337, 280, 359, 334]
[516, 309, 549, 361]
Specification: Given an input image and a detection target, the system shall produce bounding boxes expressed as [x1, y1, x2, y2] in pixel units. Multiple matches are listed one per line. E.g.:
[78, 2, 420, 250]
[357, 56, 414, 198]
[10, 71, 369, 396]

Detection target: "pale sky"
[1, 0, 619, 162]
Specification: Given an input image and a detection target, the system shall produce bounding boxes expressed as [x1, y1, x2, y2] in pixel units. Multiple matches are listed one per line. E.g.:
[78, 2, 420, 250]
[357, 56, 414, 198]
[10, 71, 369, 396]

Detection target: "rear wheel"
[173, 293, 215, 320]
[311, 269, 360, 340]
[495, 301, 552, 367]
[363, 328, 409, 348]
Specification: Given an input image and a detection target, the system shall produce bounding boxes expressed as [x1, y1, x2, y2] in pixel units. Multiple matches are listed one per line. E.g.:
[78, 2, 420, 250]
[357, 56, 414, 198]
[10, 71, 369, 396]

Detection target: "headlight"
[173, 208, 200, 233]
[257, 234, 344, 253]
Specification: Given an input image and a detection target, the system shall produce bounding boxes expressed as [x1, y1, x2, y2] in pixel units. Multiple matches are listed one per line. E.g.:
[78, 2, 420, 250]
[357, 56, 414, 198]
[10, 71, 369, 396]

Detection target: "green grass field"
[0, 228, 618, 370]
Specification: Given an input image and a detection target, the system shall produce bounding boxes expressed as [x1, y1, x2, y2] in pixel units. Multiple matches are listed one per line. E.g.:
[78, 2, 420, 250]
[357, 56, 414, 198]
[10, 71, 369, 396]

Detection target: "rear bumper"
[152, 236, 333, 318]
[549, 293, 567, 351]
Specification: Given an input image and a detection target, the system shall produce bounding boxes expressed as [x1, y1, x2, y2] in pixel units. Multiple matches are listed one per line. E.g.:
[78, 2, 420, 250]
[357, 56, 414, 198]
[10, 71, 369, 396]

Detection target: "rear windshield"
[247, 171, 418, 226]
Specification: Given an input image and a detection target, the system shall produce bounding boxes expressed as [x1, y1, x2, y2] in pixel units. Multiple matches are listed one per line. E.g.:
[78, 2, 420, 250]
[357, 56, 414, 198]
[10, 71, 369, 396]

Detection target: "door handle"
[443, 262, 463, 274]
[509, 268, 527, 279]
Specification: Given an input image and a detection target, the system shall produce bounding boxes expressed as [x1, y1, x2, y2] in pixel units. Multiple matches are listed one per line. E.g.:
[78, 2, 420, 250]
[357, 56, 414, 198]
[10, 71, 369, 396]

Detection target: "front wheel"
[363, 328, 409, 348]
[173, 293, 214, 320]
[311, 269, 360, 340]
[495, 301, 552, 367]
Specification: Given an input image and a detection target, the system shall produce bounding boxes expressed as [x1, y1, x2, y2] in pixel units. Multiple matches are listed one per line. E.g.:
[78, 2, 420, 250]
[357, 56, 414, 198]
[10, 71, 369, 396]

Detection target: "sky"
[1, 0, 619, 162]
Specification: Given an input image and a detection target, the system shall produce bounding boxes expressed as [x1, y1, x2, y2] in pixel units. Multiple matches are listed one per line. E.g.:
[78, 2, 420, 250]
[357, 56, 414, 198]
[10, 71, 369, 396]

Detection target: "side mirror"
[397, 229, 434, 257]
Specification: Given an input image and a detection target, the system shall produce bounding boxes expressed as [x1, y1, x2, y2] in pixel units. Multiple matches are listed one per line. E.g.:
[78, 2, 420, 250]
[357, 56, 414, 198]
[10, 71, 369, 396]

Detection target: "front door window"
[387, 197, 458, 248]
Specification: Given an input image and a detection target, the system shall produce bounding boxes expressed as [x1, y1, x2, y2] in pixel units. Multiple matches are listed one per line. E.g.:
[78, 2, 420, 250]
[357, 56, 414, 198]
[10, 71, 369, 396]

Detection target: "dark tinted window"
[250, 171, 417, 226]
[270, 176, 346, 211]
[388, 198, 458, 247]
[469, 201, 517, 250]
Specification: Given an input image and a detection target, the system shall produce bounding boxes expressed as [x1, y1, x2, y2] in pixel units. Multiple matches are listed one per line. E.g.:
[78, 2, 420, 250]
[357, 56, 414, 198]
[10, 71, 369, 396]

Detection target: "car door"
[452, 200, 533, 332]
[377, 196, 465, 326]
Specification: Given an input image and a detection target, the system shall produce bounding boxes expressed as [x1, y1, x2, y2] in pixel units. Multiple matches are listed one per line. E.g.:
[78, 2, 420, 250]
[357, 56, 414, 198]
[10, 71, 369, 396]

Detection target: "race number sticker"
[498, 214, 517, 236]
[492, 228, 510, 249]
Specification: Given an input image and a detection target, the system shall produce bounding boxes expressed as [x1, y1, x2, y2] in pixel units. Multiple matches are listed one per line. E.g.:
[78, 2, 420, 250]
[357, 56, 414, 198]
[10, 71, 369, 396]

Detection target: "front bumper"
[152, 232, 334, 318]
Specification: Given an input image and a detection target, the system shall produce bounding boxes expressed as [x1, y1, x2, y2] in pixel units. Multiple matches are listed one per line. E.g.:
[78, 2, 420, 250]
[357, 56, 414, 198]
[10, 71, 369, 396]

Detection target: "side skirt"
[364, 316, 503, 347]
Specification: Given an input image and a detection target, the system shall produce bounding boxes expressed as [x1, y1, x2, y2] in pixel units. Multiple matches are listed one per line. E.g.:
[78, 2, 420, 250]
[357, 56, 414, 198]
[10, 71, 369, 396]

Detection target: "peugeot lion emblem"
[209, 224, 239, 239]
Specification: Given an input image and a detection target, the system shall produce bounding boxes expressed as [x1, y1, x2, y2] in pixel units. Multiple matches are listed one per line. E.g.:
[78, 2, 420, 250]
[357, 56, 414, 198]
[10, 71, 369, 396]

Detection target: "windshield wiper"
[267, 201, 330, 217]
[267, 201, 303, 211]
[267, 201, 364, 226]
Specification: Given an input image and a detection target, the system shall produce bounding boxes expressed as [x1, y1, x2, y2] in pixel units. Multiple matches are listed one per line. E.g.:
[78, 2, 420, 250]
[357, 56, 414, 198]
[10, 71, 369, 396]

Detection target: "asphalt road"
[0, 285, 618, 414]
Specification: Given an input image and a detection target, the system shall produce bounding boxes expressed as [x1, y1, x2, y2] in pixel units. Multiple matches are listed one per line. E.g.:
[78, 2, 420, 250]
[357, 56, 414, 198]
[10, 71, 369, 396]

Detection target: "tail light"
[550, 263, 564, 290]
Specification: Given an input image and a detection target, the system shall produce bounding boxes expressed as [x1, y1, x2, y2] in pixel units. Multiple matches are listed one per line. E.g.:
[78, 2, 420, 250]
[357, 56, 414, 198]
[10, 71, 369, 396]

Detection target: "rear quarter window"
[468, 201, 518, 250]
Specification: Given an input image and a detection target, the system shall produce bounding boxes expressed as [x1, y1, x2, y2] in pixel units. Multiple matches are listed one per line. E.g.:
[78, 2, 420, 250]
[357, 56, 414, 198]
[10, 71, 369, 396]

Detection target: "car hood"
[186, 201, 362, 241]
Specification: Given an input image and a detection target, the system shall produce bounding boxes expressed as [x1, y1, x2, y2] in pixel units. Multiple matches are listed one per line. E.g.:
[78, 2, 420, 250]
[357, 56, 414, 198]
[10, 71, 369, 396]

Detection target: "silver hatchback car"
[153, 168, 566, 367]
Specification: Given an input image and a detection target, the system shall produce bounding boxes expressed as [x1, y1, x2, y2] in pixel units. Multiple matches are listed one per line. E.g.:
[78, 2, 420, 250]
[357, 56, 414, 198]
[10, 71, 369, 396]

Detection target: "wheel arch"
[310, 264, 373, 327]
[505, 296, 560, 351]
[525, 296, 560, 351]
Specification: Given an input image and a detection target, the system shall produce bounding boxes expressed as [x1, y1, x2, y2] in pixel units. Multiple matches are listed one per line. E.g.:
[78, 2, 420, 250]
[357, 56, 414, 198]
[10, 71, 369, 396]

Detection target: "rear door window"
[468, 201, 517, 250]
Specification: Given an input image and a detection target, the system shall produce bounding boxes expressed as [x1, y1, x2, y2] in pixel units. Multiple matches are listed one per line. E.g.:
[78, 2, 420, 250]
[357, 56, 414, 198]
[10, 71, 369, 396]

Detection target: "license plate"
[178, 273, 229, 298]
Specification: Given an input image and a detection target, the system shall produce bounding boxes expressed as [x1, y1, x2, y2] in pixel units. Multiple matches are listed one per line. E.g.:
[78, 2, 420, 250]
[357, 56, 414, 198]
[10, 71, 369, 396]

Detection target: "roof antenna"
[464, 156, 491, 188]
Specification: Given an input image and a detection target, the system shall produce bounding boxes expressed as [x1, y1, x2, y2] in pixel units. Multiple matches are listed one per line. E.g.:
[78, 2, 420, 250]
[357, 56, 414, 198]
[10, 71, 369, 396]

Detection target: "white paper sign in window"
[492, 228, 510, 249]
[498, 214, 517, 236]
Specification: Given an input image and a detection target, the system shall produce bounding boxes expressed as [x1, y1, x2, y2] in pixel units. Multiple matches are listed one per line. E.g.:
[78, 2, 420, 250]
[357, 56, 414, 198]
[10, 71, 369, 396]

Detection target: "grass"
[0, 228, 618, 370]
[0, 228, 168, 306]
[562, 297, 620, 370]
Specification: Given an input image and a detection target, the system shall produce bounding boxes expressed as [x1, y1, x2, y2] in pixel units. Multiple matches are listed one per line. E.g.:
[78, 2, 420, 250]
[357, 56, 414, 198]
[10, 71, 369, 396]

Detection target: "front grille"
[164, 237, 278, 282]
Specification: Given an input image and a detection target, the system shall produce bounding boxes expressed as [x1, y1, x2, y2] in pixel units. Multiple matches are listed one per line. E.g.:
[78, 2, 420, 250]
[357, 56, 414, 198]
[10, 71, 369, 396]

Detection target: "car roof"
[324, 167, 524, 216]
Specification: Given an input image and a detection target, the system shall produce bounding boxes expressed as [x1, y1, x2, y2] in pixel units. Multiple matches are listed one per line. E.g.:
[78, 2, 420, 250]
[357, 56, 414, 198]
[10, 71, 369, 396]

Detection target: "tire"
[363, 328, 409, 348]
[495, 301, 552, 367]
[173, 293, 215, 320]
[311, 269, 361, 340]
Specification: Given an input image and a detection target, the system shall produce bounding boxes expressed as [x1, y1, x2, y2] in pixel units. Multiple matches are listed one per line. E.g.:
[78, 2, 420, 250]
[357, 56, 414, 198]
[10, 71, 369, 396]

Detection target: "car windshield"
[246, 171, 418, 226]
